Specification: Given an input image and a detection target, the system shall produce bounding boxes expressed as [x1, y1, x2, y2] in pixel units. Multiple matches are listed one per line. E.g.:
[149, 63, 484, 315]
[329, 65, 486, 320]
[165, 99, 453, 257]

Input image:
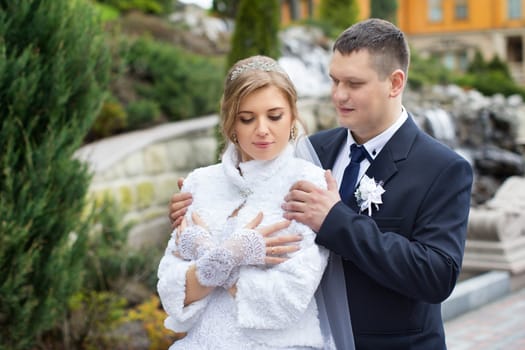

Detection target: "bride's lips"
[253, 142, 274, 148]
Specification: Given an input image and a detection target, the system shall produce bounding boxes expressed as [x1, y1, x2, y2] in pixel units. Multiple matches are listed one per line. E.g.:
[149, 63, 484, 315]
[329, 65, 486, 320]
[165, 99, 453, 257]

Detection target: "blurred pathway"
[444, 287, 525, 349]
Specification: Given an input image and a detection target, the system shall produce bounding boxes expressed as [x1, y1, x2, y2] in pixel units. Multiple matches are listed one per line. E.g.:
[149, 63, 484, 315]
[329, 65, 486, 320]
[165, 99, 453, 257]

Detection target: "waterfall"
[424, 108, 457, 146]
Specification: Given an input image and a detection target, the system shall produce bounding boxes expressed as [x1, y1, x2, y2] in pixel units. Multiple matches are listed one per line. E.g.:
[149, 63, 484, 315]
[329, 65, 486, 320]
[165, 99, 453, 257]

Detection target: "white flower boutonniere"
[354, 175, 385, 216]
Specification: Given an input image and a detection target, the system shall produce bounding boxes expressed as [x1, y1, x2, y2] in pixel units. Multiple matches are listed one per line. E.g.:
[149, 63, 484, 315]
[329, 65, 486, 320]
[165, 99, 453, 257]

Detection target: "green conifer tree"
[0, 1, 110, 349]
[226, 0, 280, 68]
[370, 0, 398, 23]
[319, 0, 359, 38]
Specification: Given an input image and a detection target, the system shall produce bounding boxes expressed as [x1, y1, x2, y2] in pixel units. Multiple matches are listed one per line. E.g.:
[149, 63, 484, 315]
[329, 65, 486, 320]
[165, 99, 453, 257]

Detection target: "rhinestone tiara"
[229, 57, 286, 81]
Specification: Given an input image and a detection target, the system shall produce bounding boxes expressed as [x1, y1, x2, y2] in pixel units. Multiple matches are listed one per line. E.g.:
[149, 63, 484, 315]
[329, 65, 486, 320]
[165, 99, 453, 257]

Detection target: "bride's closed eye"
[239, 117, 254, 124]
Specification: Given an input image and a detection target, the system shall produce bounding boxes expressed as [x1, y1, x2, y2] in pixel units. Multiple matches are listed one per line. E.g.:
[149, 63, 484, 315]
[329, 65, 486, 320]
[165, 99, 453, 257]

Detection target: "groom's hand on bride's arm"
[282, 170, 340, 233]
[169, 177, 192, 228]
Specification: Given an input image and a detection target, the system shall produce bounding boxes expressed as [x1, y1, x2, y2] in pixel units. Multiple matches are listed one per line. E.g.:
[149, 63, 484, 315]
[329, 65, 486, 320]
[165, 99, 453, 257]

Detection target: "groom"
[170, 19, 473, 350]
[281, 19, 473, 349]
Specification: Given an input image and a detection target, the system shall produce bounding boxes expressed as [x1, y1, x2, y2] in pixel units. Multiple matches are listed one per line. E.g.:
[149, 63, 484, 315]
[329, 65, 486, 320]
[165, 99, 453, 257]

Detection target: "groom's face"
[329, 49, 394, 143]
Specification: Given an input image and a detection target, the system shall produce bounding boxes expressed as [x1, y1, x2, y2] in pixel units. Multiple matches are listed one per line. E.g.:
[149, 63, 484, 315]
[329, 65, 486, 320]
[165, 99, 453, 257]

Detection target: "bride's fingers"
[265, 240, 302, 266]
[244, 212, 263, 229]
[265, 256, 291, 265]
[192, 211, 207, 229]
[265, 244, 300, 256]
[264, 233, 302, 247]
[258, 220, 291, 237]
[176, 217, 188, 245]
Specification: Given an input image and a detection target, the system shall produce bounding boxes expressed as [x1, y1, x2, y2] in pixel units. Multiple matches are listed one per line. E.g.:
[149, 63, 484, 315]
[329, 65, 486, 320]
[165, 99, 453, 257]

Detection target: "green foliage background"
[227, 0, 281, 68]
[319, 0, 359, 38]
[125, 36, 224, 121]
[212, 0, 239, 18]
[0, 1, 110, 349]
[370, 0, 398, 23]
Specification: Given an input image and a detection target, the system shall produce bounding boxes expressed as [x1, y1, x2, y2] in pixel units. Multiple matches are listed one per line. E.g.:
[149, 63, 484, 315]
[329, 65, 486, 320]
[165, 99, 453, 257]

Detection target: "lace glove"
[195, 229, 265, 287]
[177, 225, 215, 260]
[222, 266, 240, 289]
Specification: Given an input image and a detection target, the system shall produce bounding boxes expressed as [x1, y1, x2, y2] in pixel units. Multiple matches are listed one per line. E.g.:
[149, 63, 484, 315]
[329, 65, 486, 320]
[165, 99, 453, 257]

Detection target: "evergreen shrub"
[318, 0, 359, 38]
[408, 50, 452, 90]
[91, 98, 128, 139]
[0, 0, 110, 349]
[125, 36, 223, 121]
[455, 70, 525, 98]
[126, 99, 163, 129]
[458, 50, 525, 98]
[82, 197, 162, 293]
[370, 0, 398, 23]
[227, 0, 281, 67]
[95, 0, 172, 14]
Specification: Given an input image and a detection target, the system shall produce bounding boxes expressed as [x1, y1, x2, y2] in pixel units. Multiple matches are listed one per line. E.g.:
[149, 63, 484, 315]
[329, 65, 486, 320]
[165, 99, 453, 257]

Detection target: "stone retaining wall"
[75, 97, 525, 274]
[75, 99, 335, 247]
[76, 115, 219, 247]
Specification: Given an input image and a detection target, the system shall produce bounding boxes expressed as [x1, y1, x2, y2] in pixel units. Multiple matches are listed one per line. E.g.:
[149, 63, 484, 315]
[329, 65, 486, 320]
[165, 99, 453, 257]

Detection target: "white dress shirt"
[332, 108, 409, 189]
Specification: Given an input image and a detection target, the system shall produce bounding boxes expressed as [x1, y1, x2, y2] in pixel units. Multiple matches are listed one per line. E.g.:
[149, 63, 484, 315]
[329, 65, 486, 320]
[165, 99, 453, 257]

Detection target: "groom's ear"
[388, 69, 405, 98]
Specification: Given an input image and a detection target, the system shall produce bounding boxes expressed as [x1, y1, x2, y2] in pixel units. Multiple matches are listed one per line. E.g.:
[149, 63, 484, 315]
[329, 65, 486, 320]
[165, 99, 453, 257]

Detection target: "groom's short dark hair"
[333, 18, 410, 80]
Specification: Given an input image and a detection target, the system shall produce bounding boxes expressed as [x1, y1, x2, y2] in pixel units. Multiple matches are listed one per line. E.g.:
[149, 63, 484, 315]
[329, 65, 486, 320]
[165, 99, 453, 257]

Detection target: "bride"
[157, 55, 348, 349]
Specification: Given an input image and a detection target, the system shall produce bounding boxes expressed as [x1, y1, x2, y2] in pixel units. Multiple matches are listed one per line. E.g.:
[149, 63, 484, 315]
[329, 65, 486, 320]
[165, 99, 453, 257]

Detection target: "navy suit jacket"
[310, 116, 473, 350]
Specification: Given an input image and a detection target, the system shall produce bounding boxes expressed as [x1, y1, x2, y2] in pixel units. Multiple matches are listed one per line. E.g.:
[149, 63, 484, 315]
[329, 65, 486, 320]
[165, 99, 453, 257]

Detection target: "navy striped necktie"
[339, 144, 371, 203]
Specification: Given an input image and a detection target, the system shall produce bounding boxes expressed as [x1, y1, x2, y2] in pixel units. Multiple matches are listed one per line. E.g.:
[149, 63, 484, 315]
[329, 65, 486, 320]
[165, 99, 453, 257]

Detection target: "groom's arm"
[286, 157, 473, 303]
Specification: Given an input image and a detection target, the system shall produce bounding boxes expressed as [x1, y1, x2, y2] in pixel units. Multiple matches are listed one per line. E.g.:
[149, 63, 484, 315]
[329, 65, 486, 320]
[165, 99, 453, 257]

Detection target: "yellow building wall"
[398, 0, 525, 35]
[281, 0, 370, 26]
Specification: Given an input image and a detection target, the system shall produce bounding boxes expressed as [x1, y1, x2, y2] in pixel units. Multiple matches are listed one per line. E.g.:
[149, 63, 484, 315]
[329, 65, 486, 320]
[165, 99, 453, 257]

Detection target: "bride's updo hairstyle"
[220, 55, 300, 153]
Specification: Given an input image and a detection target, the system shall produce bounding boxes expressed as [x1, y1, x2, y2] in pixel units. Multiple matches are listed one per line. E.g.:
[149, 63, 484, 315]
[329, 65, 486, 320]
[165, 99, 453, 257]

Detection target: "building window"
[440, 51, 469, 72]
[507, 36, 523, 63]
[458, 51, 469, 72]
[442, 53, 456, 70]
[428, 0, 443, 22]
[455, 0, 468, 20]
[508, 0, 522, 19]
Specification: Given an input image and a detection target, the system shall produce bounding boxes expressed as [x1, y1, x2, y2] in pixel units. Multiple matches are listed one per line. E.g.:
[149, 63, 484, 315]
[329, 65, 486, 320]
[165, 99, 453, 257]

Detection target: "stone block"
[100, 162, 126, 182]
[144, 144, 169, 175]
[136, 181, 155, 209]
[123, 151, 145, 177]
[116, 183, 136, 211]
[487, 176, 525, 211]
[128, 216, 172, 249]
[464, 177, 525, 274]
[166, 139, 192, 170]
[153, 174, 180, 205]
[189, 136, 218, 168]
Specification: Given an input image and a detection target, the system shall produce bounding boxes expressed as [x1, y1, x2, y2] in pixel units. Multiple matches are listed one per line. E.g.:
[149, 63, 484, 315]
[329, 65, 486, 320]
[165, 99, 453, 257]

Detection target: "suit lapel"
[366, 115, 419, 188]
[315, 128, 348, 169]
[311, 117, 420, 212]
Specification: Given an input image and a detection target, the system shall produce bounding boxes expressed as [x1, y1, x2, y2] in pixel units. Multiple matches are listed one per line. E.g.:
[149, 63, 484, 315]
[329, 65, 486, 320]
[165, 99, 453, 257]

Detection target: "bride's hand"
[244, 212, 302, 265]
[174, 212, 215, 260]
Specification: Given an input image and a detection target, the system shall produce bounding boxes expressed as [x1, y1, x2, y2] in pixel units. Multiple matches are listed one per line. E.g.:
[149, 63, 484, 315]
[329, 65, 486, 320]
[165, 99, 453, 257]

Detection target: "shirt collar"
[346, 107, 408, 159]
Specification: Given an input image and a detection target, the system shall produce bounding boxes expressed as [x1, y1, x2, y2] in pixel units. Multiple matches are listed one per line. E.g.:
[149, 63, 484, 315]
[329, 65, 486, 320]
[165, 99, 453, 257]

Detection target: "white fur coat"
[157, 143, 329, 349]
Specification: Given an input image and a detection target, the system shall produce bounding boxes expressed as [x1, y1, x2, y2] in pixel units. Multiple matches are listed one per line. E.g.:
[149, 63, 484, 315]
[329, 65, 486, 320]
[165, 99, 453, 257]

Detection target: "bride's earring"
[232, 133, 238, 144]
[290, 125, 297, 140]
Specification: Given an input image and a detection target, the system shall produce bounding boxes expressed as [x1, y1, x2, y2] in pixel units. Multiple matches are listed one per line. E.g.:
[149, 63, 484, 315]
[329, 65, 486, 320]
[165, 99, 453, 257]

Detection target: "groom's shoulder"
[309, 127, 346, 144]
